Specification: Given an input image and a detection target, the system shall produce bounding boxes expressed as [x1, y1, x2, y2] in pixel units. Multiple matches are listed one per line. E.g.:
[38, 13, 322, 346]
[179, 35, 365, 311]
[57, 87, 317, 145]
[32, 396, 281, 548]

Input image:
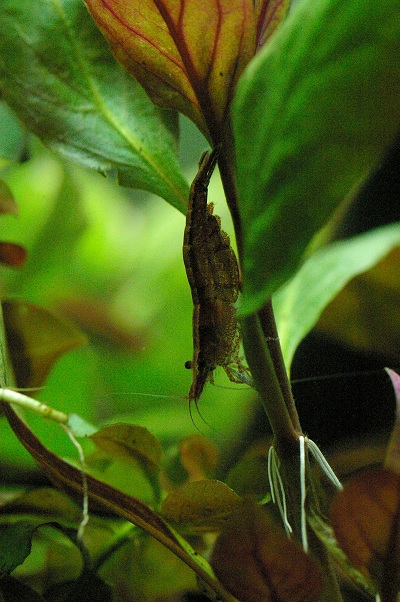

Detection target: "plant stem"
[258, 300, 302, 432]
[241, 312, 298, 445]
[218, 135, 343, 600]
[213, 122, 243, 262]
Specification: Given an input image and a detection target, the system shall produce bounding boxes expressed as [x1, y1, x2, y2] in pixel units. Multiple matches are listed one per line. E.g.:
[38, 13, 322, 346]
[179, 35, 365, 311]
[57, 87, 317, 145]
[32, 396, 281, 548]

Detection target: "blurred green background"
[0, 106, 256, 472]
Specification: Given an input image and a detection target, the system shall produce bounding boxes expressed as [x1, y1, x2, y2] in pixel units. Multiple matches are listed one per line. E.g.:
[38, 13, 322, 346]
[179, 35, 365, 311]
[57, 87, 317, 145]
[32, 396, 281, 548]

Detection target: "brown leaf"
[331, 466, 400, 591]
[211, 499, 323, 602]
[179, 434, 219, 481]
[161, 480, 242, 532]
[385, 368, 400, 474]
[0, 242, 27, 268]
[91, 423, 162, 474]
[2, 300, 87, 388]
[0, 179, 18, 215]
[84, 0, 257, 139]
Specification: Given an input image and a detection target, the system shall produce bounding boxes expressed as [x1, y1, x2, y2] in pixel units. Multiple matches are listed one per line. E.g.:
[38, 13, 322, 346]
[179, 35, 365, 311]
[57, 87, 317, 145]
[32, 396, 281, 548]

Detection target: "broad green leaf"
[316, 246, 400, 359]
[68, 414, 97, 438]
[273, 222, 400, 369]
[84, 0, 257, 141]
[233, 0, 400, 315]
[0, 0, 189, 212]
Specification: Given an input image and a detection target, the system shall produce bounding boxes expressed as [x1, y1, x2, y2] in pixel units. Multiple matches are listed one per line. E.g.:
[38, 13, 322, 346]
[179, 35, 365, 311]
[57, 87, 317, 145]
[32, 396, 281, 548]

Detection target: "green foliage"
[233, 0, 400, 315]
[0, 0, 400, 599]
[0, 522, 39, 574]
[0, 0, 189, 212]
[274, 222, 400, 368]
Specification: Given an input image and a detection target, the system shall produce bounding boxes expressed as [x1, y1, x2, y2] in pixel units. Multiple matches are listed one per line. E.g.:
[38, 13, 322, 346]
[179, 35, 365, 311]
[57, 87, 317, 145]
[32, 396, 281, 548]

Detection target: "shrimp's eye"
[184, 360, 192, 370]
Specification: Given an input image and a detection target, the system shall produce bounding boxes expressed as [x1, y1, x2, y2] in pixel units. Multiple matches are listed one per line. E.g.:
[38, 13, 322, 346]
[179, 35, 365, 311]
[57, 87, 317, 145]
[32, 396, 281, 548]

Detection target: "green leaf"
[0, 0, 189, 212]
[0, 102, 26, 164]
[68, 414, 97, 438]
[0, 487, 82, 525]
[91, 423, 162, 475]
[273, 222, 400, 368]
[233, 0, 400, 315]
[0, 521, 41, 574]
[161, 480, 242, 532]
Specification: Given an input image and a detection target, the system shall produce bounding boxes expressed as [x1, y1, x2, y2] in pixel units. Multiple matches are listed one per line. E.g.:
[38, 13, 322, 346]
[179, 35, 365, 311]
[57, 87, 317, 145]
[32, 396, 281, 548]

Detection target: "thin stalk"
[240, 312, 298, 445]
[217, 131, 342, 600]
[258, 299, 301, 432]
[213, 121, 243, 262]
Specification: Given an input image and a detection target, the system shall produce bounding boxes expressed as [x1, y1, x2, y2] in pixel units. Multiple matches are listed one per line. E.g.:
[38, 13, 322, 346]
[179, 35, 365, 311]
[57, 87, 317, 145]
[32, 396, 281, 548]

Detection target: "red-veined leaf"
[255, 0, 289, 50]
[84, 0, 257, 140]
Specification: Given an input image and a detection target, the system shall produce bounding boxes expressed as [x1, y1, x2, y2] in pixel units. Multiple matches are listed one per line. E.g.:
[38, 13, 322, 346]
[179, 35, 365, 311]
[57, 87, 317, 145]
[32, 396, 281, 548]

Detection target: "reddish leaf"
[179, 434, 219, 481]
[385, 368, 400, 473]
[331, 467, 400, 593]
[255, 0, 289, 50]
[211, 499, 323, 602]
[2, 300, 87, 388]
[0, 242, 27, 268]
[83, 0, 257, 139]
[161, 480, 242, 531]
